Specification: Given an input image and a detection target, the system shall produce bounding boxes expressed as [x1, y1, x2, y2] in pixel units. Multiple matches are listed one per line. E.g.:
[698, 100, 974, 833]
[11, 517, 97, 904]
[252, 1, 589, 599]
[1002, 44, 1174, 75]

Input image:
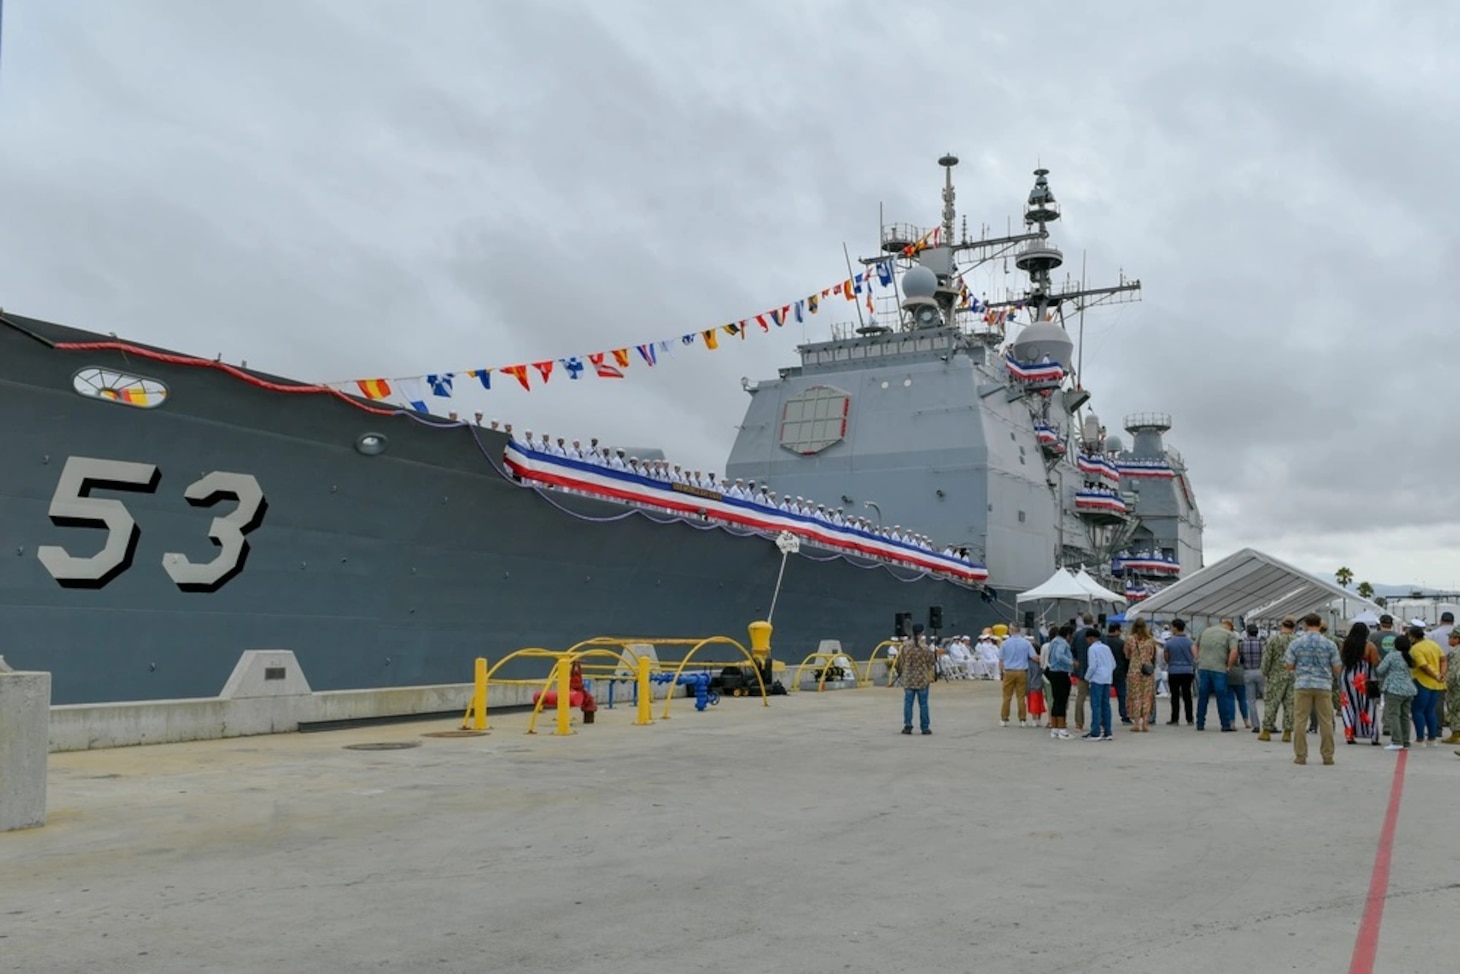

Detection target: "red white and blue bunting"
[1073, 488, 1127, 515]
[1077, 454, 1121, 488]
[1111, 555, 1181, 576]
[1003, 351, 1065, 384]
[502, 440, 990, 584]
[1114, 460, 1176, 480]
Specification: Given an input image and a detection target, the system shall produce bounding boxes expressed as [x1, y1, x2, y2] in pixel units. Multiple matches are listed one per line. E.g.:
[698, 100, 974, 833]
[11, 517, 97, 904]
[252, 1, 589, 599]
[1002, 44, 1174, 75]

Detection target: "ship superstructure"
[725, 157, 1203, 595]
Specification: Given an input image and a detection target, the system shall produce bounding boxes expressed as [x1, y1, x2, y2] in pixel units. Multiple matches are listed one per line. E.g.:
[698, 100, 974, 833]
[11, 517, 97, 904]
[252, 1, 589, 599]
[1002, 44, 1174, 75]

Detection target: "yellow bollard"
[470, 657, 489, 730]
[748, 620, 773, 659]
[555, 657, 573, 736]
[635, 655, 653, 725]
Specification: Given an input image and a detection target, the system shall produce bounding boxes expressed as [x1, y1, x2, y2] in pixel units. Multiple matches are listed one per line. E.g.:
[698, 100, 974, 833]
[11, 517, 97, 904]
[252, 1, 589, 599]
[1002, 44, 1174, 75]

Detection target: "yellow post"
[555, 656, 573, 736]
[635, 655, 653, 725]
[470, 657, 489, 730]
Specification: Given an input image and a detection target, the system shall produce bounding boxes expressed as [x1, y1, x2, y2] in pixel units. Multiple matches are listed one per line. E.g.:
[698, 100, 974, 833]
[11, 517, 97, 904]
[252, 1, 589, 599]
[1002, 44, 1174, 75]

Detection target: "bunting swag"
[335, 260, 914, 408]
[503, 440, 989, 583]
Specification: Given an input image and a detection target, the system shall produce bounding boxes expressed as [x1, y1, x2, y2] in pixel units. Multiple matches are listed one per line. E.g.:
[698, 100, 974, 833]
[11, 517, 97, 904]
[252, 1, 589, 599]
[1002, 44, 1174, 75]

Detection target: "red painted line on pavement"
[1348, 748, 1408, 974]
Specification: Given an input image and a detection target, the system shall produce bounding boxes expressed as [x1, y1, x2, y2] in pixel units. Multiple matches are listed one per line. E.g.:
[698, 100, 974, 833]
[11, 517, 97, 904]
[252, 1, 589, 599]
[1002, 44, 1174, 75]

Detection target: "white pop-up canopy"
[1017, 567, 1125, 605]
[1016, 568, 1090, 603]
[1073, 568, 1129, 605]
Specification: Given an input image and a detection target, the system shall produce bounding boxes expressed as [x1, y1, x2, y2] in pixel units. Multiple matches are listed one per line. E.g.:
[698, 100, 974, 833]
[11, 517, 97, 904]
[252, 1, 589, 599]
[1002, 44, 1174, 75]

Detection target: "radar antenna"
[981, 169, 1141, 343]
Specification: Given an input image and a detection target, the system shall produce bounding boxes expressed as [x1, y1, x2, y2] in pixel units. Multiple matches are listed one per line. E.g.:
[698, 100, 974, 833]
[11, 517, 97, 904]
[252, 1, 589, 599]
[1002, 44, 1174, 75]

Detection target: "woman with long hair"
[1043, 624, 1075, 739]
[1339, 622, 1381, 745]
[1123, 619, 1159, 732]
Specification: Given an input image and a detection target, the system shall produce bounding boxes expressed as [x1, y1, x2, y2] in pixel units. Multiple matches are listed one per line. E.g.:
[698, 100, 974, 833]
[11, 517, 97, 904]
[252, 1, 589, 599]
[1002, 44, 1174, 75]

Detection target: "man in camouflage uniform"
[1259, 617, 1297, 742]
[1444, 630, 1460, 744]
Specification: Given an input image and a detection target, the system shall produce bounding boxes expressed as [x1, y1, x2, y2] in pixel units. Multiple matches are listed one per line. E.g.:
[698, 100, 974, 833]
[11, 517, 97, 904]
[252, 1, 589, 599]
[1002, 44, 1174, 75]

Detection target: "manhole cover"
[421, 730, 489, 738]
[343, 741, 422, 751]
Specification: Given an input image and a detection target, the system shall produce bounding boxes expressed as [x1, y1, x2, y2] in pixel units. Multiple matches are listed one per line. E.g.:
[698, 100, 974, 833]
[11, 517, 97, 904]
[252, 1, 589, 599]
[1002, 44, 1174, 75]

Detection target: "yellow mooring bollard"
[634, 655, 653, 725]
[554, 657, 573, 736]
[467, 657, 488, 730]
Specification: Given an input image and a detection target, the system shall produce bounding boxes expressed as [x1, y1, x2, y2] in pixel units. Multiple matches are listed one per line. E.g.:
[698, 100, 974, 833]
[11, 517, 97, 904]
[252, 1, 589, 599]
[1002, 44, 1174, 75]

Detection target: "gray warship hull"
[0, 313, 993, 705]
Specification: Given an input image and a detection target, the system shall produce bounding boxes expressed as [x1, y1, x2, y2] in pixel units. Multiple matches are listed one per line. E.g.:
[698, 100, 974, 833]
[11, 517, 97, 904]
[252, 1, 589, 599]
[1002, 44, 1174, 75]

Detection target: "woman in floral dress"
[1339, 623, 1381, 745]
[1124, 618, 1159, 732]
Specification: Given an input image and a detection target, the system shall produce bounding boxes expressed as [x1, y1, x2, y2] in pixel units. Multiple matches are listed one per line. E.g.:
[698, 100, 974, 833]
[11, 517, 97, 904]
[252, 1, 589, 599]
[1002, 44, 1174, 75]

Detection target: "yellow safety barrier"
[790, 651, 854, 693]
[789, 639, 902, 691]
[565, 635, 770, 720]
[459, 646, 646, 736]
[461, 632, 775, 735]
[862, 639, 903, 686]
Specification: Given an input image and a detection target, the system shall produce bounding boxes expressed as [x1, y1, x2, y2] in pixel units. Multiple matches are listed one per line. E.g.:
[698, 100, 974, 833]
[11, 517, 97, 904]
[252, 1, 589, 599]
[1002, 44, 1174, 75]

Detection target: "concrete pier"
[0, 669, 51, 831]
[1, 680, 1453, 972]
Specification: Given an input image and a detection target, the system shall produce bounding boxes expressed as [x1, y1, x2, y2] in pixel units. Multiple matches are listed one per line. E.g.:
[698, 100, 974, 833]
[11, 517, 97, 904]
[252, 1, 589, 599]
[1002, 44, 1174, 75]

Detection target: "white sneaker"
[1000, 719, 1009, 727]
[1384, 744, 1405, 751]
[1056, 729, 1071, 739]
[1019, 720, 1028, 727]
[1050, 729, 1058, 739]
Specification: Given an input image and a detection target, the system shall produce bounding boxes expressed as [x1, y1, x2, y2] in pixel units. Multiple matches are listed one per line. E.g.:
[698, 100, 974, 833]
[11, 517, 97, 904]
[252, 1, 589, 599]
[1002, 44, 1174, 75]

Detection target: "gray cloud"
[3, 0, 1455, 588]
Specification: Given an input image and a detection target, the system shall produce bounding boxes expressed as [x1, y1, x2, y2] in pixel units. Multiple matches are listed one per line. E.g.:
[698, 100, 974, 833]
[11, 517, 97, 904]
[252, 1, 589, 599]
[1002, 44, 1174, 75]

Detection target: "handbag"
[1226, 664, 1245, 687]
[1140, 661, 1155, 676]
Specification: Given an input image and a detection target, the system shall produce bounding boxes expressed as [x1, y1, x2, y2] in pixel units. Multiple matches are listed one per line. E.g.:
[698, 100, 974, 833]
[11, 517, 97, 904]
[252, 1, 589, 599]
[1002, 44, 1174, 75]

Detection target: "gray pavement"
[3, 681, 1455, 973]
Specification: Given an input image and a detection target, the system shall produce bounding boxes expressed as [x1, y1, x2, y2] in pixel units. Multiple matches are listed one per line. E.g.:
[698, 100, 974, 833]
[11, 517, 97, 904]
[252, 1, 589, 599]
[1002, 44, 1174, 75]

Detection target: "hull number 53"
[37, 456, 268, 592]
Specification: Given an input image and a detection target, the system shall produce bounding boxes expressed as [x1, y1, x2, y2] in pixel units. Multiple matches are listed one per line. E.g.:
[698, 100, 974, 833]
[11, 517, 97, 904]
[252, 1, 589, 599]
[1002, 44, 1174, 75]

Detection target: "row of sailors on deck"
[508, 428, 975, 564]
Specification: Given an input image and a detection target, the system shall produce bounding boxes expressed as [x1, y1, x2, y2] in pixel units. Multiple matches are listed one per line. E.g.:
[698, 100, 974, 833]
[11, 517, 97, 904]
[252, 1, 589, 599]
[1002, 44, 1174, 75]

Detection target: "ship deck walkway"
[2, 681, 1448, 973]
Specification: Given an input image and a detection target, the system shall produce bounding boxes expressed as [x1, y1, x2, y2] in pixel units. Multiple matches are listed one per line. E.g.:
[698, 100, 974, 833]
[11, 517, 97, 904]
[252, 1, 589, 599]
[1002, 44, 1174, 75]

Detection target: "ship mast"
[984, 168, 1142, 356]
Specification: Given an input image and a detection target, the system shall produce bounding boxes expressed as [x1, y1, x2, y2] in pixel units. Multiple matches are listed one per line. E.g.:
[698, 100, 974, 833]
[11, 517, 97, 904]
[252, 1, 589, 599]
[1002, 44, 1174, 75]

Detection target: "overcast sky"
[4, 1, 1456, 591]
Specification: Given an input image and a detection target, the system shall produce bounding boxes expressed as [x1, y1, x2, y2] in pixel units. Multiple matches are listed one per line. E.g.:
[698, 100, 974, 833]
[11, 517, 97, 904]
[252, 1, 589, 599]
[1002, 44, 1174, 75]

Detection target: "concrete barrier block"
[0, 671, 51, 831]
[220, 650, 313, 698]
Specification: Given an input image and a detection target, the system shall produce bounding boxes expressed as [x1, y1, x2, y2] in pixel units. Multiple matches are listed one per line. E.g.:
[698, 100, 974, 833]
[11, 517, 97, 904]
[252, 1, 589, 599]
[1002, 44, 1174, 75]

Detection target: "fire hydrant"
[570, 661, 598, 724]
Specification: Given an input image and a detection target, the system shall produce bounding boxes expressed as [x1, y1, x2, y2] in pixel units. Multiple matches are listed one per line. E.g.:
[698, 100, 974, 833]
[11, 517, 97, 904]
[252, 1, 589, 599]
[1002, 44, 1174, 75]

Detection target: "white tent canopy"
[1016, 568, 1093, 604]
[1073, 568, 1128, 605]
[1126, 547, 1381, 623]
[1017, 567, 1127, 606]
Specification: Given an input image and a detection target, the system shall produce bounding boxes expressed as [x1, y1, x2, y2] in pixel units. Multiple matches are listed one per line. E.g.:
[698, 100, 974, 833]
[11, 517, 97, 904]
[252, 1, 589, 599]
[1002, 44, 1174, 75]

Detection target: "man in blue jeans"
[896, 623, 936, 735]
[1194, 619, 1239, 731]
[1084, 632, 1116, 740]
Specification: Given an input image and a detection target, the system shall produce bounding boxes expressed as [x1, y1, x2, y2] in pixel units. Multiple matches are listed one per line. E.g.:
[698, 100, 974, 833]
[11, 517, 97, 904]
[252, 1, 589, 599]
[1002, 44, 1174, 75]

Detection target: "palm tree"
[1356, 581, 1374, 600]
[1375, 596, 1388, 608]
[1335, 566, 1354, 589]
